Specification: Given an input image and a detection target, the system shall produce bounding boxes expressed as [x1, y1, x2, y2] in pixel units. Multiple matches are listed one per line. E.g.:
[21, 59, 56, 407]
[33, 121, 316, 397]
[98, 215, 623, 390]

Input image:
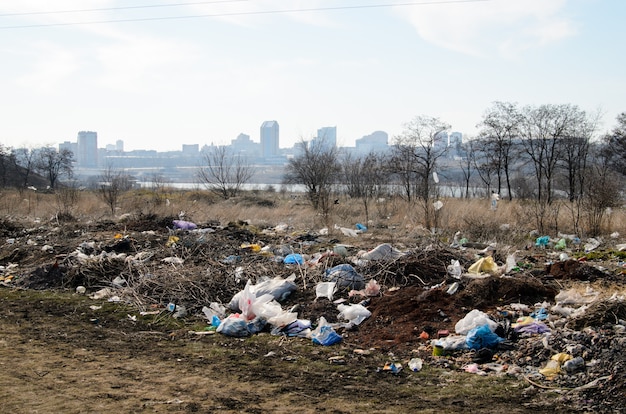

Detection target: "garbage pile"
[0, 217, 625, 411]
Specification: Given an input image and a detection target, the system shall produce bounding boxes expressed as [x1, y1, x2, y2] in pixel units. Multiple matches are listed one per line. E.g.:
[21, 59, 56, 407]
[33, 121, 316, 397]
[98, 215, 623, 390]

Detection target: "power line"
[0, 0, 493, 30]
[0, 0, 249, 17]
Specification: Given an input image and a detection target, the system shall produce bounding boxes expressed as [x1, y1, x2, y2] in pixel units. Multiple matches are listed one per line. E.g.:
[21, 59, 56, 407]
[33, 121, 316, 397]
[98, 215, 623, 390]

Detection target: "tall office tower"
[260, 120, 279, 158]
[115, 140, 124, 152]
[77, 131, 98, 167]
[316, 126, 337, 147]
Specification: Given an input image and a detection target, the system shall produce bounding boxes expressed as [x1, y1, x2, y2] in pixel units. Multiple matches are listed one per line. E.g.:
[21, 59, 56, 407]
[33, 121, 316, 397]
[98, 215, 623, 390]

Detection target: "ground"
[0, 215, 625, 413]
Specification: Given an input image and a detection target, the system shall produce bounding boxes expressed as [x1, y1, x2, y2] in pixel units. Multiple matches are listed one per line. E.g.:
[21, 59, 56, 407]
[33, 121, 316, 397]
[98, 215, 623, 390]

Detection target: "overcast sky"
[0, 0, 623, 151]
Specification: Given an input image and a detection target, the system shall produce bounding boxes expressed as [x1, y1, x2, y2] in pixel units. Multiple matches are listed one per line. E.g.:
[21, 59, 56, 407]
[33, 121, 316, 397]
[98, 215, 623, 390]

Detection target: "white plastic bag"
[337, 303, 371, 326]
[455, 309, 497, 335]
[315, 281, 337, 301]
[447, 260, 462, 279]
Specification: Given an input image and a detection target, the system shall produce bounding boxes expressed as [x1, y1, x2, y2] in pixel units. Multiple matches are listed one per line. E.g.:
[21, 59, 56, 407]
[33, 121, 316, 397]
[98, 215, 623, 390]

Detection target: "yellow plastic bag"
[539, 360, 561, 378]
[468, 256, 498, 274]
[551, 353, 573, 364]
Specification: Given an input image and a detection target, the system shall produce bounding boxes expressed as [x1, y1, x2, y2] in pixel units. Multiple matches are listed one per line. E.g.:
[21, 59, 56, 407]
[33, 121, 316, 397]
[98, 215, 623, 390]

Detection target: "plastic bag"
[337, 303, 371, 326]
[202, 302, 226, 320]
[505, 253, 517, 273]
[216, 315, 249, 337]
[433, 335, 468, 351]
[172, 220, 197, 230]
[271, 319, 312, 337]
[447, 260, 462, 279]
[465, 324, 505, 350]
[359, 243, 405, 261]
[348, 279, 381, 298]
[467, 256, 498, 275]
[311, 317, 342, 346]
[455, 309, 497, 335]
[228, 274, 298, 312]
[335, 225, 358, 237]
[514, 322, 551, 334]
[325, 264, 365, 290]
[315, 281, 337, 301]
[283, 253, 304, 265]
[554, 238, 567, 250]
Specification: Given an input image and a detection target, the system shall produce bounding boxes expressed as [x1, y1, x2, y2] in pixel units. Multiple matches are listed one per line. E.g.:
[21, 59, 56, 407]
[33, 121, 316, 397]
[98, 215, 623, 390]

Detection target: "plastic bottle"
[563, 356, 585, 373]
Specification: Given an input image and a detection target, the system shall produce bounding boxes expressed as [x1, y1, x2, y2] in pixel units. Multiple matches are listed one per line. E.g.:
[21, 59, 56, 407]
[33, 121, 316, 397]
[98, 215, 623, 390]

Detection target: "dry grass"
[0, 188, 624, 244]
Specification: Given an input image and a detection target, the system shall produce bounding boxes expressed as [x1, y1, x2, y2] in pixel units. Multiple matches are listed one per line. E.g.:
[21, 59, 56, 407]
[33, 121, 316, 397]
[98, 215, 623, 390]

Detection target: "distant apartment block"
[355, 130, 388, 155]
[231, 133, 259, 156]
[182, 144, 199, 155]
[260, 121, 279, 158]
[314, 126, 337, 148]
[59, 141, 78, 155]
[77, 131, 98, 168]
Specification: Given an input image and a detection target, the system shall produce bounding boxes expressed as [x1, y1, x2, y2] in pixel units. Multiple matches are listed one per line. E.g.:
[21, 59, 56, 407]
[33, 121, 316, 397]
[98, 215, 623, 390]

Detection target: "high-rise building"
[260, 121, 279, 158]
[316, 126, 337, 147]
[77, 131, 98, 167]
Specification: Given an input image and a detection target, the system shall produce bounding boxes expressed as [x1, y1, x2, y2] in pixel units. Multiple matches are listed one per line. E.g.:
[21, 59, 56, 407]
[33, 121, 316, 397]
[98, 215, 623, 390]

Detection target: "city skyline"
[1, 1, 624, 152]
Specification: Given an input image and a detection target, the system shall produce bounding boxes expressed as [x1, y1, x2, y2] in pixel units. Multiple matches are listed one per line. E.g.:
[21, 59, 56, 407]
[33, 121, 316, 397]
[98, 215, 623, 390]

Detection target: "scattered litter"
[358, 243, 405, 261]
[408, 358, 423, 372]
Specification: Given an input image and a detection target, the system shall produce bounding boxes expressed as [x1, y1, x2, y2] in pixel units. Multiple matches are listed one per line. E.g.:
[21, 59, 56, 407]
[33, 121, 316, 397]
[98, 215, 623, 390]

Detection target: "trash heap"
[1, 217, 625, 411]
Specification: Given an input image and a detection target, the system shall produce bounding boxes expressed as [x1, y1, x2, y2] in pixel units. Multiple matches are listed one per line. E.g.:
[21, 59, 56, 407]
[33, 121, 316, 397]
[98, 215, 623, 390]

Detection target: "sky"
[0, 0, 624, 152]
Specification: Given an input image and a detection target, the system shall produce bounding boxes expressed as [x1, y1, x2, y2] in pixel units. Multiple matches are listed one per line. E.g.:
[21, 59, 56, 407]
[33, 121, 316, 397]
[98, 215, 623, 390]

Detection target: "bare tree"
[341, 151, 388, 224]
[197, 146, 253, 199]
[390, 115, 450, 229]
[0, 144, 9, 188]
[477, 101, 523, 200]
[519, 104, 589, 205]
[470, 136, 498, 195]
[603, 112, 626, 176]
[35, 147, 74, 189]
[283, 138, 340, 215]
[55, 180, 81, 219]
[10, 147, 37, 189]
[99, 164, 133, 215]
[458, 140, 477, 198]
[582, 143, 623, 236]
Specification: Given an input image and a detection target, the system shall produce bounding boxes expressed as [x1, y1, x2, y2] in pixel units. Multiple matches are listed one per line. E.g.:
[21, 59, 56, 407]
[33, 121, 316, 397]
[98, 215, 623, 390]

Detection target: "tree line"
[283, 103, 625, 235]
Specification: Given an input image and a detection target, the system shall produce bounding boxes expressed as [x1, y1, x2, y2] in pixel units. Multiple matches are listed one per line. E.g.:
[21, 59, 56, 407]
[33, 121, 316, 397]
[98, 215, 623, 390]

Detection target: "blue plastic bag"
[465, 324, 505, 350]
[312, 325, 342, 346]
[283, 253, 304, 265]
[311, 317, 342, 346]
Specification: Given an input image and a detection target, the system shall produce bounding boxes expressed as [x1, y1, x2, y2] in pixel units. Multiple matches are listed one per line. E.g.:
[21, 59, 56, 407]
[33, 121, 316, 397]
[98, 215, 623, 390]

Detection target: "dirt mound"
[347, 274, 556, 351]
[546, 259, 610, 281]
[457, 274, 557, 308]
